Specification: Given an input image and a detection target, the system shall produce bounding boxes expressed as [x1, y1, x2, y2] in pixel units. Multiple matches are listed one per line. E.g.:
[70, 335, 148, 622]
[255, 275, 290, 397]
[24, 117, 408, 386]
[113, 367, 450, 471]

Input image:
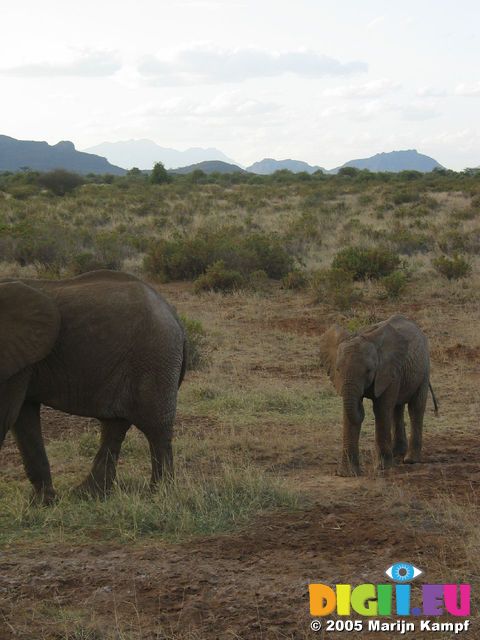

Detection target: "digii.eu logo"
[308, 562, 471, 635]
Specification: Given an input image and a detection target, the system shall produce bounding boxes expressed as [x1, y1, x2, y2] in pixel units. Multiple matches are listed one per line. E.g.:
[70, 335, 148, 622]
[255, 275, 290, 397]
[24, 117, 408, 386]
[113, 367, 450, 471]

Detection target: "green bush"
[432, 255, 472, 280]
[144, 227, 294, 281]
[11, 222, 75, 268]
[193, 260, 245, 293]
[381, 271, 407, 299]
[38, 170, 84, 196]
[332, 246, 401, 280]
[392, 190, 420, 205]
[311, 268, 358, 310]
[69, 251, 114, 275]
[179, 314, 208, 370]
[388, 226, 432, 255]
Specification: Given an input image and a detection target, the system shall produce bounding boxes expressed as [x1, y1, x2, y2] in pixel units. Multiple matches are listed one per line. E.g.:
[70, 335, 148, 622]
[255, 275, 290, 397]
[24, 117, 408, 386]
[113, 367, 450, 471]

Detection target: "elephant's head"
[320, 322, 408, 426]
[0, 282, 61, 383]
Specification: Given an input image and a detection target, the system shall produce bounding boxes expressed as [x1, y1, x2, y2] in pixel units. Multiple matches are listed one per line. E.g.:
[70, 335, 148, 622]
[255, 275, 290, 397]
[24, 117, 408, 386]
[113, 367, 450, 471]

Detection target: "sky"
[1, 0, 479, 170]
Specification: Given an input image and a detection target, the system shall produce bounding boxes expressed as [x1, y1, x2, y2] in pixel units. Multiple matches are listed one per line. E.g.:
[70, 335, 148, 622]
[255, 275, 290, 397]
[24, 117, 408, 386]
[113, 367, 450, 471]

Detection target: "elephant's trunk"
[338, 380, 365, 475]
[342, 381, 365, 426]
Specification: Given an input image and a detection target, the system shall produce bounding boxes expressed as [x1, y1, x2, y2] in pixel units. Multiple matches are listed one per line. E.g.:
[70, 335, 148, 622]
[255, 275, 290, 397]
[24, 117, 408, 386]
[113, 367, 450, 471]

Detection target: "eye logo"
[386, 562, 422, 583]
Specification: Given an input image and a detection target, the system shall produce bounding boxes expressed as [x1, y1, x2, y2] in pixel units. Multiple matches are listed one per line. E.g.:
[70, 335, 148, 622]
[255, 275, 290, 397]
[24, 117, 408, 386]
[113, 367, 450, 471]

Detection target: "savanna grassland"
[0, 168, 479, 639]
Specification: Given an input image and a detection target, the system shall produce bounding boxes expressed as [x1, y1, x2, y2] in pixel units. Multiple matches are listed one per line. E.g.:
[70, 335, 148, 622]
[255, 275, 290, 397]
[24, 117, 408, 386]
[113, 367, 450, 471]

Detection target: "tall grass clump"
[0, 464, 301, 544]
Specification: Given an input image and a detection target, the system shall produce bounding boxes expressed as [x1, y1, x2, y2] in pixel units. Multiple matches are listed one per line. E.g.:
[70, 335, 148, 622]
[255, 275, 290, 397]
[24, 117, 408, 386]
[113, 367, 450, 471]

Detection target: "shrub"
[193, 260, 245, 293]
[248, 269, 269, 291]
[179, 314, 208, 370]
[11, 222, 75, 268]
[69, 251, 114, 275]
[392, 190, 420, 205]
[432, 255, 472, 280]
[338, 166, 360, 178]
[381, 271, 407, 299]
[332, 246, 400, 280]
[282, 269, 308, 290]
[311, 268, 358, 310]
[144, 227, 294, 281]
[37, 170, 84, 196]
[388, 226, 431, 255]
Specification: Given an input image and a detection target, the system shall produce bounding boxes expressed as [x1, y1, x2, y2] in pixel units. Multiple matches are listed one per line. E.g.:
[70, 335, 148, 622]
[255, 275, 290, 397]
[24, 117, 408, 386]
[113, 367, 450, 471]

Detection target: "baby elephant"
[319, 314, 437, 476]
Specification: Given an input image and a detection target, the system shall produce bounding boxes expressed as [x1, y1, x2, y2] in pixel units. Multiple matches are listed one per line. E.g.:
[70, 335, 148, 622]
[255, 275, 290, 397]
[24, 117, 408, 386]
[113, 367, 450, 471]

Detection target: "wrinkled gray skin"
[319, 314, 437, 476]
[0, 270, 186, 504]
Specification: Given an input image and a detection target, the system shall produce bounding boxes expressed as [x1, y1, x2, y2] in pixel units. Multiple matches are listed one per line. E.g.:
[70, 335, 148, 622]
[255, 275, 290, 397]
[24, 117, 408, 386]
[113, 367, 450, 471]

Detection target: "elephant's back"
[31, 271, 179, 332]
[27, 272, 184, 416]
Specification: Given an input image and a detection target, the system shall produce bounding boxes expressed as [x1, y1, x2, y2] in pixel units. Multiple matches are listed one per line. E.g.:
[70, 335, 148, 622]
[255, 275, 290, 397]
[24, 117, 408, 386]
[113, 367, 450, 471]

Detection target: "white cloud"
[454, 82, 480, 96]
[398, 102, 440, 121]
[318, 99, 439, 122]
[128, 92, 280, 121]
[323, 78, 400, 99]
[0, 51, 121, 78]
[318, 100, 390, 121]
[421, 129, 480, 149]
[417, 86, 448, 97]
[367, 16, 385, 29]
[138, 44, 368, 85]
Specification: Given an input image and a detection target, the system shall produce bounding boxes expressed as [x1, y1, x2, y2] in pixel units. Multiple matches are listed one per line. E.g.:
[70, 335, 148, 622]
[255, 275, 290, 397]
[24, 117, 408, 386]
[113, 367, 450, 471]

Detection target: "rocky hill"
[330, 149, 443, 173]
[0, 135, 126, 175]
[247, 158, 324, 174]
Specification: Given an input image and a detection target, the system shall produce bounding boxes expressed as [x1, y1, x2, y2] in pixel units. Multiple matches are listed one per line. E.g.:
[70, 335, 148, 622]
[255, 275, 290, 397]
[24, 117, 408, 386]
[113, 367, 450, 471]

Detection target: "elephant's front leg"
[393, 404, 408, 459]
[12, 402, 56, 505]
[373, 397, 394, 471]
[75, 419, 130, 497]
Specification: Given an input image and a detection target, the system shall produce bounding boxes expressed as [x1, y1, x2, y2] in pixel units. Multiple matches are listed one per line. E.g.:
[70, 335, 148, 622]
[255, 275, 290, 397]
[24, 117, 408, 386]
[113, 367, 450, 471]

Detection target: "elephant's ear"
[363, 323, 408, 397]
[0, 282, 60, 382]
[319, 324, 350, 387]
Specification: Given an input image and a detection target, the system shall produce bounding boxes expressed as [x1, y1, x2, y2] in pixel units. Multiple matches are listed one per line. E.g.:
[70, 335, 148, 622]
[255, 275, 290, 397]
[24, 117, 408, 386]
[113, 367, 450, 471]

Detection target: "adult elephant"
[0, 270, 186, 504]
[319, 314, 437, 476]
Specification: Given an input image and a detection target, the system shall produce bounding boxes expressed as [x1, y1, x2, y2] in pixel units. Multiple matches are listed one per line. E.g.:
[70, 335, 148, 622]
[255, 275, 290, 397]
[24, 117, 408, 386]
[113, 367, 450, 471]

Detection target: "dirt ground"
[1, 282, 479, 640]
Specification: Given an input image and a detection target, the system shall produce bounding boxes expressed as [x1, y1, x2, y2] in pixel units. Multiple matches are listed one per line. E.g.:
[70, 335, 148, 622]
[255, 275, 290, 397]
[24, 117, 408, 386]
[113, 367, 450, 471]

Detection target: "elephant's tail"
[429, 381, 439, 416]
[178, 336, 188, 388]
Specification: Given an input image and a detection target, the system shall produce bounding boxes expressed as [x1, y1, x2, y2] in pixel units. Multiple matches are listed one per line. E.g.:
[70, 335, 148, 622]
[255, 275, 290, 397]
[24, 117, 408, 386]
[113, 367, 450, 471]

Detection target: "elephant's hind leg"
[75, 418, 130, 497]
[136, 410, 175, 489]
[12, 403, 56, 505]
[393, 404, 408, 459]
[405, 382, 428, 464]
[372, 398, 394, 470]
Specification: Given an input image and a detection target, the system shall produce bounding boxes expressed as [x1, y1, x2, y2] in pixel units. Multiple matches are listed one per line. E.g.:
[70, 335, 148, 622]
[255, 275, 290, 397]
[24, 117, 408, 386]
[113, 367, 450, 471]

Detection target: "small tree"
[37, 169, 84, 195]
[150, 161, 171, 184]
[127, 167, 145, 179]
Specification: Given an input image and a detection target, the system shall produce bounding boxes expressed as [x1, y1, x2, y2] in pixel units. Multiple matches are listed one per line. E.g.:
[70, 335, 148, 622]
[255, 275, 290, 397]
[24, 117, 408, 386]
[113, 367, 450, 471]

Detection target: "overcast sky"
[1, 0, 479, 169]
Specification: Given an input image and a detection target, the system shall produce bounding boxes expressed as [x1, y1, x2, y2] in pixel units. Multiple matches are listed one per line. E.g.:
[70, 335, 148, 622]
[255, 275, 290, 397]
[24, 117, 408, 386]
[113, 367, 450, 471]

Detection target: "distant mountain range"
[171, 150, 442, 176]
[0, 135, 125, 175]
[170, 160, 246, 175]
[84, 139, 236, 170]
[246, 158, 324, 174]
[0, 135, 449, 176]
[329, 149, 443, 174]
